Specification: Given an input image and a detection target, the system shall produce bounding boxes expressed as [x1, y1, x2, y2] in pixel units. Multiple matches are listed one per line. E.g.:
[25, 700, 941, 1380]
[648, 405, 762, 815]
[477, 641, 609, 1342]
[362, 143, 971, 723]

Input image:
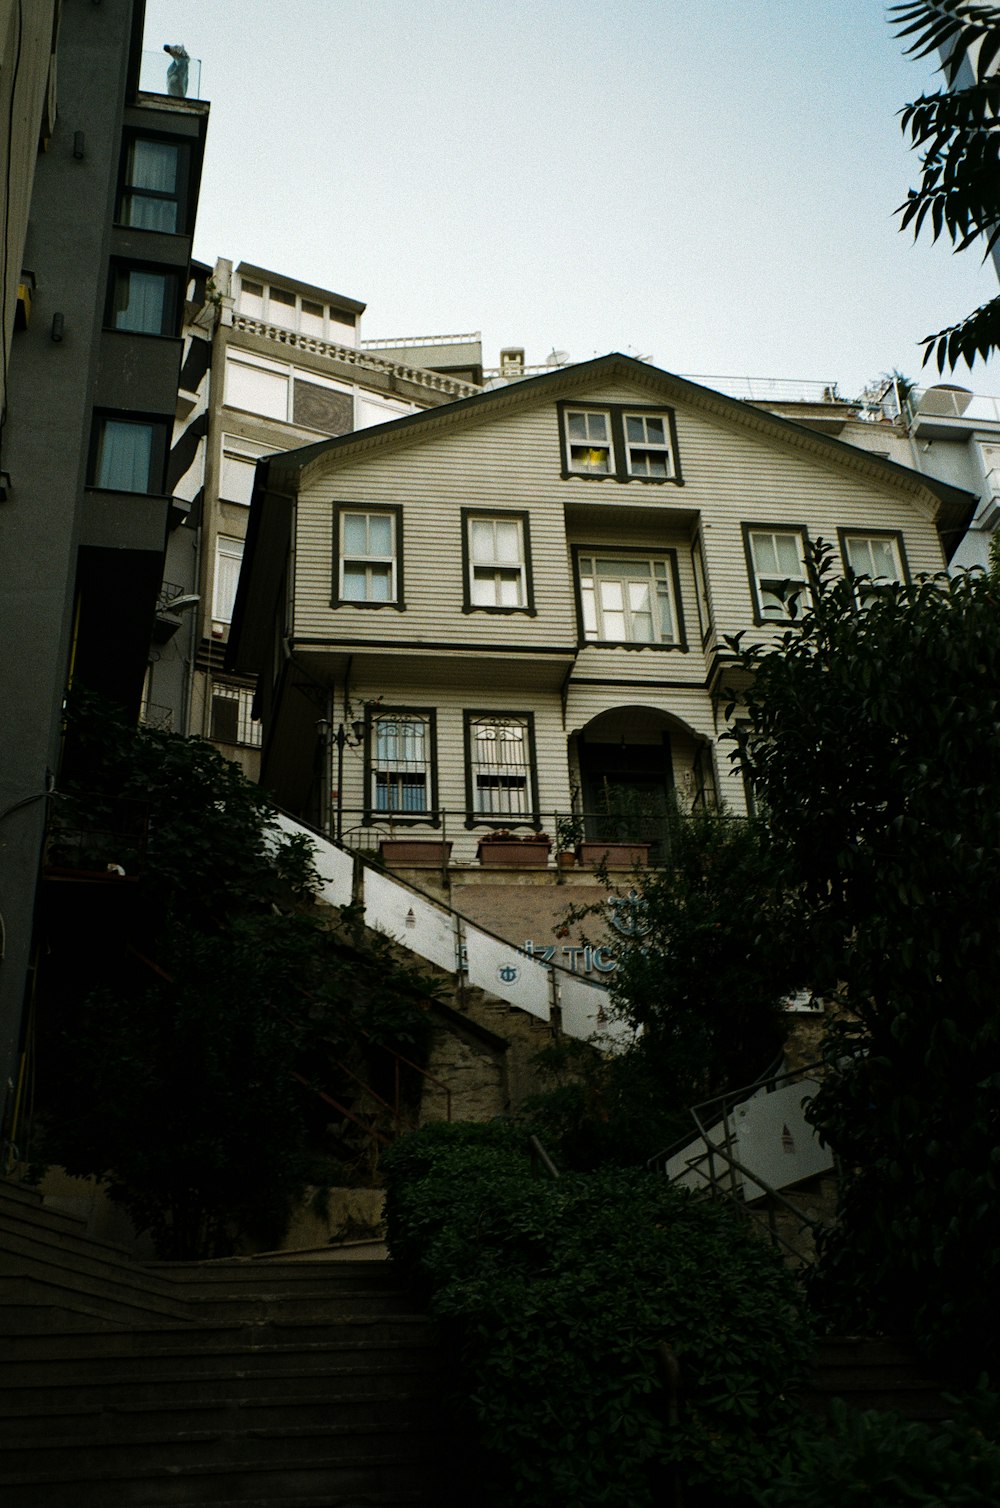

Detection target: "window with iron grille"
[465, 713, 537, 823]
[210, 683, 261, 747]
[370, 712, 432, 815]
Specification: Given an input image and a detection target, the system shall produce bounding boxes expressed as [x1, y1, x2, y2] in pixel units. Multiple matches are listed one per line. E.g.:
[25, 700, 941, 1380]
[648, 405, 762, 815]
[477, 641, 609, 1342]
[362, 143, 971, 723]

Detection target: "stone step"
[0, 1266, 192, 1329]
[1, 1310, 436, 1360]
[3, 1332, 443, 1386]
[0, 1444, 465, 1508]
[149, 1256, 401, 1293]
[0, 1385, 445, 1441]
[0, 1219, 192, 1321]
[0, 1177, 89, 1232]
[0, 1357, 445, 1412]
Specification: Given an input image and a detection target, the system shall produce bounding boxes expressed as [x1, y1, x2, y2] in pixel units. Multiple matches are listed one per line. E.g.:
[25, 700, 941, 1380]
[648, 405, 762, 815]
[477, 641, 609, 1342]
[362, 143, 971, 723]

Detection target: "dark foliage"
[385, 1122, 811, 1508]
[528, 803, 801, 1169]
[37, 691, 435, 1257]
[728, 550, 1000, 1373]
[890, 1, 1000, 370]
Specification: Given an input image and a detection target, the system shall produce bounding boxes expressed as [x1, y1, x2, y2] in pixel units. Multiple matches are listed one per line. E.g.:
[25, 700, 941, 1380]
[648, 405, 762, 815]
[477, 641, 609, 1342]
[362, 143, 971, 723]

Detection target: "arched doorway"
[571, 706, 715, 860]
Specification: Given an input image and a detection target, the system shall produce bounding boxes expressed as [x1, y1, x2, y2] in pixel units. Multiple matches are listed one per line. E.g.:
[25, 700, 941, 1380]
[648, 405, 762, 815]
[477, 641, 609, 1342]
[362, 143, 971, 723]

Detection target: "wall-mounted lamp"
[50, 313, 64, 343]
[162, 593, 200, 612]
[72, 131, 85, 160]
[0, 472, 12, 501]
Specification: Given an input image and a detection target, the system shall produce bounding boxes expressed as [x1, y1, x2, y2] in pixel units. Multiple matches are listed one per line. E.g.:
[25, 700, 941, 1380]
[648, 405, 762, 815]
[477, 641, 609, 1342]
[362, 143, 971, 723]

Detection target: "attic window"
[558, 401, 682, 485]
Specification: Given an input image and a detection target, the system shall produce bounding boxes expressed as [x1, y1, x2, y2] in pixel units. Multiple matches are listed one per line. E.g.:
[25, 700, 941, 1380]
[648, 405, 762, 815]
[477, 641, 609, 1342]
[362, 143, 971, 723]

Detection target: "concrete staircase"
[0, 1179, 476, 1506]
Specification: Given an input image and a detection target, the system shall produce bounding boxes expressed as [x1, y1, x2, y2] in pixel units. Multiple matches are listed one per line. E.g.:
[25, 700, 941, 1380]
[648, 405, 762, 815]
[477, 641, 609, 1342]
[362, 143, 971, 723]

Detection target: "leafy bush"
[385, 1123, 811, 1508]
[756, 1386, 1000, 1508]
[728, 558, 1000, 1371]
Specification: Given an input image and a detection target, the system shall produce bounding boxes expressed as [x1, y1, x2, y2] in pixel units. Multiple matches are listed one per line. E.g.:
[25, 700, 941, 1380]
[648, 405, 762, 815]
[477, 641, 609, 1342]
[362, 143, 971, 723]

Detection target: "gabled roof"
[258, 353, 976, 549]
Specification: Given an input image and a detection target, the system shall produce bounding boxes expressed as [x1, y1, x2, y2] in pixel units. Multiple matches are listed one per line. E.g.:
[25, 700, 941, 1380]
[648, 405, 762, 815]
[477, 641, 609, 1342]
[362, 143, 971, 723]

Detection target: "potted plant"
[555, 812, 585, 870]
[377, 835, 452, 866]
[576, 784, 654, 869]
[476, 830, 552, 867]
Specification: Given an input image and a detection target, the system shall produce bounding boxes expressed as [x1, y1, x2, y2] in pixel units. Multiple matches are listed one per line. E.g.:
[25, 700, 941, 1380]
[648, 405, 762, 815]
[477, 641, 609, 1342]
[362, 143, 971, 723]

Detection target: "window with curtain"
[467, 515, 527, 608]
[213, 537, 244, 626]
[92, 418, 159, 493]
[108, 267, 177, 335]
[745, 527, 811, 621]
[577, 554, 676, 643]
[338, 510, 398, 602]
[371, 713, 431, 813]
[468, 714, 533, 817]
[119, 138, 185, 232]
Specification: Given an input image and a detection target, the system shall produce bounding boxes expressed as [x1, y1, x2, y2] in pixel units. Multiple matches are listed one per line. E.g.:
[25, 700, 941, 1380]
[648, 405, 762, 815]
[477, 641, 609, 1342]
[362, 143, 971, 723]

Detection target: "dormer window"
[565, 410, 613, 474]
[558, 402, 682, 484]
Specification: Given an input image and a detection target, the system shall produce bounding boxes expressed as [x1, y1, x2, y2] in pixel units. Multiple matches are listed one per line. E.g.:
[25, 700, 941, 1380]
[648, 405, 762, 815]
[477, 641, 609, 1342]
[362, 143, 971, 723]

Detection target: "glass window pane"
[125, 195, 177, 233]
[567, 413, 587, 440]
[368, 565, 391, 601]
[495, 521, 520, 562]
[498, 572, 521, 607]
[586, 413, 608, 441]
[343, 515, 368, 553]
[751, 535, 777, 575]
[471, 519, 493, 559]
[130, 139, 178, 193]
[626, 415, 644, 442]
[645, 417, 665, 443]
[113, 270, 168, 333]
[775, 534, 802, 573]
[471, 571, 493, 606]
[96, 420, 153, 491]
[368, 515, 393, 555]
[870, 540, 896, 578]
[342, 565, 366, 599]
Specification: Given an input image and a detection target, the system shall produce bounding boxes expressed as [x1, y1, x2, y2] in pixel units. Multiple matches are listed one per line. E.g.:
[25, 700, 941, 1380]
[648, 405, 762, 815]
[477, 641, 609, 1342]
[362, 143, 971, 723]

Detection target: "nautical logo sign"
[496, 962, 521, 985]
[607, 888, 651, 939]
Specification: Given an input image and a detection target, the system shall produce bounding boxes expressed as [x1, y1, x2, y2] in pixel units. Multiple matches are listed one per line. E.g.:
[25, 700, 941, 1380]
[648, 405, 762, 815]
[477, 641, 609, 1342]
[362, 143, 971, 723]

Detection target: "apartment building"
[153, 259, 483, 776]
[0, 0, 207, 1126]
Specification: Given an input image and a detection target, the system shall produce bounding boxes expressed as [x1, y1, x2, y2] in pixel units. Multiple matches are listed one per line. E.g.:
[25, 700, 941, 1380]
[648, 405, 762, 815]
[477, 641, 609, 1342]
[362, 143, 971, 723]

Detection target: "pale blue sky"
[144, 0, 1000, 396]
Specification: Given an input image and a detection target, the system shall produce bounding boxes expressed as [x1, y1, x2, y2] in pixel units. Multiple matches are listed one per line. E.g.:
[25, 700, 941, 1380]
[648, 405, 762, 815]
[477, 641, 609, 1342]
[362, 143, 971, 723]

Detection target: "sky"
[143, 0, 1000, 398]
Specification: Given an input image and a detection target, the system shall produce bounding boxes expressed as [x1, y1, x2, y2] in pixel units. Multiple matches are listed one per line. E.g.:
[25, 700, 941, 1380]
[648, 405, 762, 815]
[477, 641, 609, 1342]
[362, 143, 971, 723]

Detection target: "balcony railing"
[138, 48, 203, 101]
[360, 332, 482, 351]
[336, 803, 717, 871]
[907, 386, 1000, 426]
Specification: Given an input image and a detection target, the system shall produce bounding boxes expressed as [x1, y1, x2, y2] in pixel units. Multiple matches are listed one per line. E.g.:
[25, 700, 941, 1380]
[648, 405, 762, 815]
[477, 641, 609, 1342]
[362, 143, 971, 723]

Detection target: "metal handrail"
[649, 1061, 830, 1265]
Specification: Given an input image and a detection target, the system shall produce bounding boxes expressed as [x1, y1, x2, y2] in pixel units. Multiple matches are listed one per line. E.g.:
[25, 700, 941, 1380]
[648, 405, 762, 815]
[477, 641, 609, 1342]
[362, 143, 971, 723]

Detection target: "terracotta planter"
[477, 840, 552, 867]
[556, 851, 576, 871]
[577, 841, 650, 868]
[378, 838, 452, 866]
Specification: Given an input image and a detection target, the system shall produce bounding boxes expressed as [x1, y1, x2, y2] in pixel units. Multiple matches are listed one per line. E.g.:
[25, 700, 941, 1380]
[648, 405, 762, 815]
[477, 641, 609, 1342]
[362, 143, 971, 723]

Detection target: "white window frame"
[371, 712, 431, 816]
[220, 435, 273, 506]
[467, 714, 534, 819]
[624, 411, 674, 478]
[337, 508, 399, 604]
[840, 531, 906, 605]
[466, 514, 529, 610]
[236, 276, 359, 347]
[564, 408, 614, 475]
[213, 536, 244, 629]
[577, 552, 677, 645]
[746, 527, 811, 622]
[224, 351, 291, 421]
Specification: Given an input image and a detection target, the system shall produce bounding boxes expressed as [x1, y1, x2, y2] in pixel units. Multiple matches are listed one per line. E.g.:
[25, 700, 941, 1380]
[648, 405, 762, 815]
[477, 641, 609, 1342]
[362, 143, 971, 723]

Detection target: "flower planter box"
[378, 838, 452, 866]
[576, 841, 650, 868]
[477, 840, 552, 868]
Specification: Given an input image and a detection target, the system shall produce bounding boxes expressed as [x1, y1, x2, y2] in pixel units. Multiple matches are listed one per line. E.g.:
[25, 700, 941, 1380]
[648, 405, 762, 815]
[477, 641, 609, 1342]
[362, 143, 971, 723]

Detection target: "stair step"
[0, 1177, 90, 1232]
[1, 1448, 463, 1507]
[0, 1387, 446, 1440]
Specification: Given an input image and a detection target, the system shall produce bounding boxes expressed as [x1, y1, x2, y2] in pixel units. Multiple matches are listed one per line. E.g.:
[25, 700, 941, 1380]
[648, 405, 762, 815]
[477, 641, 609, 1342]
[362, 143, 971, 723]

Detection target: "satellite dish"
[546, 349, 570, 366]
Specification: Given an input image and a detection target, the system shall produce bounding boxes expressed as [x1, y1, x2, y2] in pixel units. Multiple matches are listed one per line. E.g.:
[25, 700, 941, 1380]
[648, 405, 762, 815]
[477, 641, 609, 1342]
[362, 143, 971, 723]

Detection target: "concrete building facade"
[0, 0, 207, 1141]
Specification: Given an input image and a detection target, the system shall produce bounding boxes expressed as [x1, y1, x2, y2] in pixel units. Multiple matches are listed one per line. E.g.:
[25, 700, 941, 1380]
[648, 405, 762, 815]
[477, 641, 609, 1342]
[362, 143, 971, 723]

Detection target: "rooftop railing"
[360, 332, 482, 351]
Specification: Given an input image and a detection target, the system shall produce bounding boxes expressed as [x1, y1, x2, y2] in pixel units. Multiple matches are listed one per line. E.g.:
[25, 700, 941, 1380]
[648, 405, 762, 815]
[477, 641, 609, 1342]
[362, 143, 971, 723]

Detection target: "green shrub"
[756, 1386, 1000, 1508]
[385, 1122, 811, 1508]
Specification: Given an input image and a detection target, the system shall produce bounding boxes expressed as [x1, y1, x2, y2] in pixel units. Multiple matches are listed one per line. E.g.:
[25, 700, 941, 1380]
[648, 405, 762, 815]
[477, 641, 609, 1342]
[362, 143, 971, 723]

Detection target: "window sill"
[330, 599, 405, 610]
